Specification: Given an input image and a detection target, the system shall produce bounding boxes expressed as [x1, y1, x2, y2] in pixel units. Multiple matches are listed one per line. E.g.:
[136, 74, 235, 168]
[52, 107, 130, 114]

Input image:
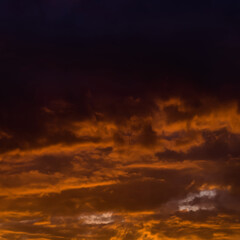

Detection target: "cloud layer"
[0, 95, 240, 239]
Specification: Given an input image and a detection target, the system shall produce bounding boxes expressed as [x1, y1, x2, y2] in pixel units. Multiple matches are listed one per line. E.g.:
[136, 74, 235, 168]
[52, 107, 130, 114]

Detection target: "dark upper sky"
[1, 0, 240, 83]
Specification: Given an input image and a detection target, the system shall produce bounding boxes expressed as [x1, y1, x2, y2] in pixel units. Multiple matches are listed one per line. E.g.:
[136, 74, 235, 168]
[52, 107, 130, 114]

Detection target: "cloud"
[78, 212, 114, 225]
[178, 189, 217, 212]
[1, 94, 240, 240]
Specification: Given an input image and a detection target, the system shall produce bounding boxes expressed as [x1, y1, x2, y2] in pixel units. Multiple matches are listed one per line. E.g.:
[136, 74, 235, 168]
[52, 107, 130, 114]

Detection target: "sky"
[0, 1, 240, 239]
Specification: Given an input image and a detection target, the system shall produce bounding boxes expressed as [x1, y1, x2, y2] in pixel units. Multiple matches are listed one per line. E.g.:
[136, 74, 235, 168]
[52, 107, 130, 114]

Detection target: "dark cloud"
[157, 129, 240, 162]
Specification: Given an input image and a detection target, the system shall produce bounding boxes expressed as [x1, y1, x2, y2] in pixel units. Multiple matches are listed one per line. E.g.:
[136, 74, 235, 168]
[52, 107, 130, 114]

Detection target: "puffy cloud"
[78, 212, 114, 225]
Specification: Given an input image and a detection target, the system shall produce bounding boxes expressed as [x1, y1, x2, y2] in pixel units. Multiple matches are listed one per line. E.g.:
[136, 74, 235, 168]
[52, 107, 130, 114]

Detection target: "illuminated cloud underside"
[0, 97, 240, 240]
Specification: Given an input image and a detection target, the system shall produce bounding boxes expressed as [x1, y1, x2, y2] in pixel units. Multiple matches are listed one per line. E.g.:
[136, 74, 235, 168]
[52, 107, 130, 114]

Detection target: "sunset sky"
[1, 1, 240, 239]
